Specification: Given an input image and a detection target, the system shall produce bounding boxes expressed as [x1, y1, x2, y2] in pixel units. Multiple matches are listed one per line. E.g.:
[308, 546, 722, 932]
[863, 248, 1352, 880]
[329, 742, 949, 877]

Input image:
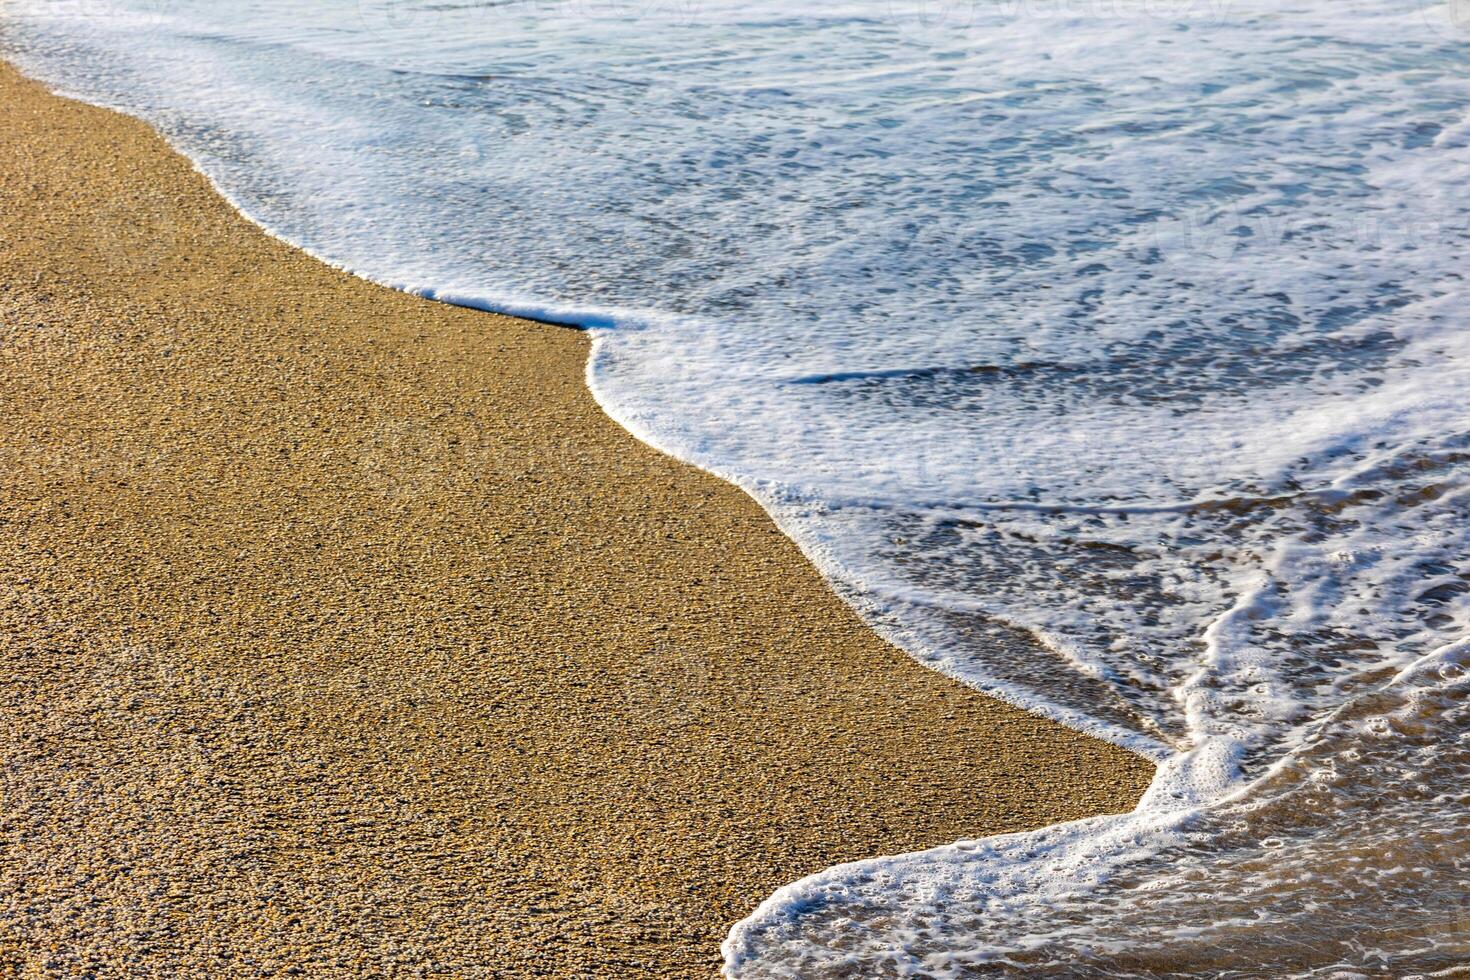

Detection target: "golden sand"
[0, 62, 1153, 977]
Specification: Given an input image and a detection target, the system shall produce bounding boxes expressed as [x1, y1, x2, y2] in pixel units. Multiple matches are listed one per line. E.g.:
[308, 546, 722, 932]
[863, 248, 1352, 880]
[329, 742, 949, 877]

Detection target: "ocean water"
[5, 0, 1469, 974]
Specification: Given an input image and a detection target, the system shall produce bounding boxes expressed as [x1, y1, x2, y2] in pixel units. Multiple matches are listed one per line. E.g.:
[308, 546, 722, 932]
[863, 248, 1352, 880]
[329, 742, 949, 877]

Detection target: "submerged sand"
[0, 62, 1152, 977]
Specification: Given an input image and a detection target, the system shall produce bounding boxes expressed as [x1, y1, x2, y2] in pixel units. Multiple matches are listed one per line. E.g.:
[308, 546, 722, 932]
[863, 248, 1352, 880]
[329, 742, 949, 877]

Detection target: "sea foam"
[4, 0, 1468, 973]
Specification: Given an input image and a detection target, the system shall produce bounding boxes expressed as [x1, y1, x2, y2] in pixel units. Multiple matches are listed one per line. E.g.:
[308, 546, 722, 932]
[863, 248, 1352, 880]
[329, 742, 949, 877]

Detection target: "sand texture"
[0, 62, 1153, 978]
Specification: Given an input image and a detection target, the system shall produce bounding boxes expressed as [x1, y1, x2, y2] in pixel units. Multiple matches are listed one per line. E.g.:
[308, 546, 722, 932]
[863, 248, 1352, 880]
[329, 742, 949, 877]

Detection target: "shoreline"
[0, 59, 1153, 978]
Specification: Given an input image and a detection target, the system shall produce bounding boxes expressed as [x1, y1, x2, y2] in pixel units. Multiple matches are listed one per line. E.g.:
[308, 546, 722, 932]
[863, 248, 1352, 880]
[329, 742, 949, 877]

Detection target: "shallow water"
[5, 0, 1469, 974]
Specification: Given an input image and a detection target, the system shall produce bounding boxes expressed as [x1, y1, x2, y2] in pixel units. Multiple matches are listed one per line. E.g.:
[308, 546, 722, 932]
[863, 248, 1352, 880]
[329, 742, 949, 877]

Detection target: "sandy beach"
[0, 60, 1152, 978]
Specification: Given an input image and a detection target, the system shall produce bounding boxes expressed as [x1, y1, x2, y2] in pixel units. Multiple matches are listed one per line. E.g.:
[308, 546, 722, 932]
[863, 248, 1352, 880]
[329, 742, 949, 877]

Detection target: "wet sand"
[0, 61, 1153, 978]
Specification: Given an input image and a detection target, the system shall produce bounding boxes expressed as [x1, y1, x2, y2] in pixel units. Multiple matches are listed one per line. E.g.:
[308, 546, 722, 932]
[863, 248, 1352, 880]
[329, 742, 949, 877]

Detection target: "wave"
[4, 0, 1468, 973]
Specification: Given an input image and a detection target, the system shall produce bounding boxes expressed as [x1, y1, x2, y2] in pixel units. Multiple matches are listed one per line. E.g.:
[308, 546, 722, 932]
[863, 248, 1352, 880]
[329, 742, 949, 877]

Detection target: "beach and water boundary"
[0, 60, 1152, 978]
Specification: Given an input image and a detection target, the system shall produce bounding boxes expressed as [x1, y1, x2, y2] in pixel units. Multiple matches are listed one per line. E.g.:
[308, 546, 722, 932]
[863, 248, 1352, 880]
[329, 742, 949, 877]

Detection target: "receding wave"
[4, 0, 1467, 973]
